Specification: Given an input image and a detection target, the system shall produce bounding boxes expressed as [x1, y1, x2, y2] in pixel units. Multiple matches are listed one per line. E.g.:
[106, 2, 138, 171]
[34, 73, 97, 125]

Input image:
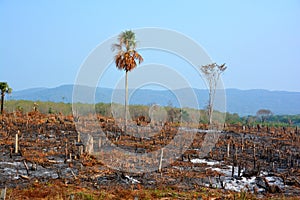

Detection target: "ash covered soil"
[1, 111, 300, 199]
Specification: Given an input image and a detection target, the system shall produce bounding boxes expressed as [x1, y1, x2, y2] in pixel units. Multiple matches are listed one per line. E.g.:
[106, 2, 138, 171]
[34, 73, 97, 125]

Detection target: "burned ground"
[1, 111, 300, 199]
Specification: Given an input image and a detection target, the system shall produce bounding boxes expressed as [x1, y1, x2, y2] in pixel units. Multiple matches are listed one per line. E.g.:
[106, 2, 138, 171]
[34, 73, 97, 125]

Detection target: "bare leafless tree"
[200, 63, 227, 125]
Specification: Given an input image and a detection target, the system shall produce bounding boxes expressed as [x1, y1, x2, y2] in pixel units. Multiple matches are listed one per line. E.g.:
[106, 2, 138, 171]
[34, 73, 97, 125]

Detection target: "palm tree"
[0, 82, 12, 114]
[112, 30, 143, 133]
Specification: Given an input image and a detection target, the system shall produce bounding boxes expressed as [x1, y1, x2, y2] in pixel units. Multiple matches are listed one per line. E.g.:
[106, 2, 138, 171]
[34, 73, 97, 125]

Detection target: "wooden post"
[23, 160, 29, 176]
[85, 134, 94, 154]
[0, 187, 6, 200]
[227, 141, 230, 158]
[70, 169, 77, 180]
[238, 164, 241, 177]
[253, 143, 256, 170]
[235, 144, 238, 162]
[158, 148, 164, 173]
[241, 134, 244, 152]
[209, 150, 213, 159]
[98, 137, 102, 148]
[208, 176, 212, 188]
[232, 144, 236, 177]
[266, 148, 270, 162]
[10, 147, 13, 158]
[77, 132, 83, 156]
[77, 132, 80, 143]
[65, 143, 68, 159]
[79, 146, 83, 156]
[15, 131, 19, 154]
[26, 115, 29, 130]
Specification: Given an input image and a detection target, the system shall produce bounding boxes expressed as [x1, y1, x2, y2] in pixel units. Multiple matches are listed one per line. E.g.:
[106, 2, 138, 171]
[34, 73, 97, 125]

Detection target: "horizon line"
[11, 84, 300, 93]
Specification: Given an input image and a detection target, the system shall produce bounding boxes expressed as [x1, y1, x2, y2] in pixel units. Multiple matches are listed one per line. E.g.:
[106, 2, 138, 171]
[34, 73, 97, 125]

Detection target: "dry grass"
[4, 180, 298, 200]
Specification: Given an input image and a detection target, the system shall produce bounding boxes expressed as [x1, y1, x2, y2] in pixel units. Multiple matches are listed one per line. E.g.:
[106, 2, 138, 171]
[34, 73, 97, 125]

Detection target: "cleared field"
[1, 111, 300, 199]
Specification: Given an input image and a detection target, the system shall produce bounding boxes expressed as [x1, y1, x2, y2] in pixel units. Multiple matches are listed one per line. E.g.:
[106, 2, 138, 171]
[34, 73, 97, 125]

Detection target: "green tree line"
[3, 100, 300, 126]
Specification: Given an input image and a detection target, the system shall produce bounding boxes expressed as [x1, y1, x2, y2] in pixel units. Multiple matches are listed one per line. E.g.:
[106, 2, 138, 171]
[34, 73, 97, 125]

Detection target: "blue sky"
[1, 0, 300, 92]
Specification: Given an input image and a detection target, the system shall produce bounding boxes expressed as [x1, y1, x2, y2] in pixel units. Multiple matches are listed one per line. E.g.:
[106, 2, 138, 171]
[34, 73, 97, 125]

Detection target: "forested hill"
[7, 85, 300, 116]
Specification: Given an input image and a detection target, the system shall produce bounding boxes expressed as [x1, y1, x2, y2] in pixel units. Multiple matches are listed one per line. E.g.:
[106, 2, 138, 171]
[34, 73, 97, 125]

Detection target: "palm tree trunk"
[1, 93, 4, 114]
[125, 71, 128, 134]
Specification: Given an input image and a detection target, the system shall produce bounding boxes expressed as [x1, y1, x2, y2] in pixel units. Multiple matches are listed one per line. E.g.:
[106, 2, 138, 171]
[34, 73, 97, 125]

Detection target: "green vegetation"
[0, 82, 12, 114]
[5, 100, 73, 115]
[77, 192, 95, 200]
[3, 100, 299, 127]
[241, 114, 300, 127]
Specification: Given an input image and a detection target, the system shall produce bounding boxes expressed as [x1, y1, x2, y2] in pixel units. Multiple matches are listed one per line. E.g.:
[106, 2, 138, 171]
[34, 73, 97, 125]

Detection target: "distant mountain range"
[6, 85, 300, 116]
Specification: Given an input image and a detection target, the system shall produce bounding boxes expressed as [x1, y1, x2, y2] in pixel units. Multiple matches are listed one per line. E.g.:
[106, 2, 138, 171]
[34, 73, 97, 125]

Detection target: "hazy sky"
[1, 0, 299, 92]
